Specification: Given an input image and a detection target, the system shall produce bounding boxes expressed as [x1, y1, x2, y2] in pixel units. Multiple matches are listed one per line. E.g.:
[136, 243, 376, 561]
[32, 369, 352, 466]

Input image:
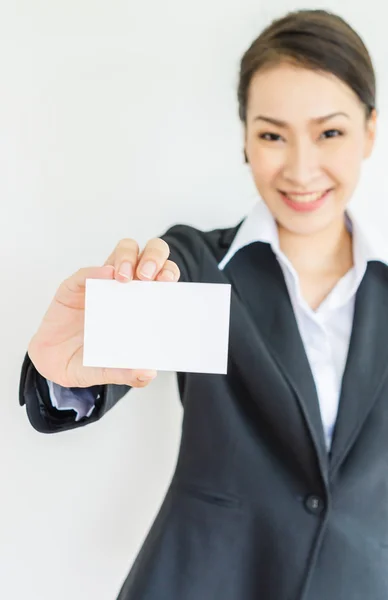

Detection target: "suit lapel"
[209, 226, 388, 482]
[212, 238, 329, 481]
[329, 262, 388, 474]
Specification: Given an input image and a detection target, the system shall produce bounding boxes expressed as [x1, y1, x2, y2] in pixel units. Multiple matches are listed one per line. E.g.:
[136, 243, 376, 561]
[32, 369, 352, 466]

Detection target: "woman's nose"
[282, 141, 320, 187]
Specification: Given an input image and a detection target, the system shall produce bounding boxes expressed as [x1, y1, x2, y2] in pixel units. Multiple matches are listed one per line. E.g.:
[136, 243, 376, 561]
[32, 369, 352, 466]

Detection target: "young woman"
[20, 9, 388, 600]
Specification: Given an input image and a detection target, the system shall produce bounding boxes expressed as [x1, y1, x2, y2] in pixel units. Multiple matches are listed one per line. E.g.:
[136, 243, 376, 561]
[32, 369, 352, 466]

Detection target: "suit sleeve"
[19, 223, 202, 434]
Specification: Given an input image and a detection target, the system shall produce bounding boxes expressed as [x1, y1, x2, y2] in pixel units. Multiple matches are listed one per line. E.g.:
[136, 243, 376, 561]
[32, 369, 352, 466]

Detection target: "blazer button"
[304, 494, 325, 515]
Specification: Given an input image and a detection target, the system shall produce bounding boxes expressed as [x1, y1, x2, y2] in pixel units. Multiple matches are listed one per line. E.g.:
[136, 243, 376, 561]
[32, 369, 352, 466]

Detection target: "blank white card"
[83, 280, 232, 374]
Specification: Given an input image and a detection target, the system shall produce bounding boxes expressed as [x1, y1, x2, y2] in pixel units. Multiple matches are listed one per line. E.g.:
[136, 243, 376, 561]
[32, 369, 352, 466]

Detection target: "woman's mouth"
[279, 189, 333, 212]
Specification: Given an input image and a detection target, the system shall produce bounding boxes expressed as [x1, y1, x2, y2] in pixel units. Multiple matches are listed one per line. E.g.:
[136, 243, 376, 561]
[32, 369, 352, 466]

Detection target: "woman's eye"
[259, 132, 283, 142]
[321, 129, 343, 139]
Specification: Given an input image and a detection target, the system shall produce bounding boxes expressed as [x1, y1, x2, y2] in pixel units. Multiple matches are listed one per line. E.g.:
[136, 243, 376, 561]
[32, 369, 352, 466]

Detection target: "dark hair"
[238, 9, 376, 162]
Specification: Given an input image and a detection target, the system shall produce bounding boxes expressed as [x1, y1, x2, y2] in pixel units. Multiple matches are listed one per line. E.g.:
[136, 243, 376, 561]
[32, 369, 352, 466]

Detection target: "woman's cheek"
[248, 138, 286, 181]
[326, 143, 362, 180]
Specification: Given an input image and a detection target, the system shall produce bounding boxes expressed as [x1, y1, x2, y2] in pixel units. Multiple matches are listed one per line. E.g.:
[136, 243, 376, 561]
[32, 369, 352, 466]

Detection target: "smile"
[280, 190, 330, 203]
[279, 189, 333, 213]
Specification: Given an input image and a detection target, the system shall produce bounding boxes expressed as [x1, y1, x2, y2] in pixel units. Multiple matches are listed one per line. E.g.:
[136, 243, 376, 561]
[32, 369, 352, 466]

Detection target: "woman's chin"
[276, 209, 344, 238]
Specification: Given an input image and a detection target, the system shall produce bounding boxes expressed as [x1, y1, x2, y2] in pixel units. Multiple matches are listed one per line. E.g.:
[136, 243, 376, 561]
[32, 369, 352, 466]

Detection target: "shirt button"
[304, 494, 325, 515]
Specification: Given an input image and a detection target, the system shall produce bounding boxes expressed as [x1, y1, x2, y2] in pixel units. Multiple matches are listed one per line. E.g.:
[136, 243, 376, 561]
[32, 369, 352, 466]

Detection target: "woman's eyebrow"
[253, 112, 350, 127]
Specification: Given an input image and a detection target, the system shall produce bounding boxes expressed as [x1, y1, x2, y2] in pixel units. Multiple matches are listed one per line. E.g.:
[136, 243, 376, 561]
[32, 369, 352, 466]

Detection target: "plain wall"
[2, 1, 388, 598]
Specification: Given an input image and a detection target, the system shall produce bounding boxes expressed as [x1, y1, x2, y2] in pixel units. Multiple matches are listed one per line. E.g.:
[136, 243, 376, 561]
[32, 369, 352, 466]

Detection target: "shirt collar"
[218, 196, 388, 271]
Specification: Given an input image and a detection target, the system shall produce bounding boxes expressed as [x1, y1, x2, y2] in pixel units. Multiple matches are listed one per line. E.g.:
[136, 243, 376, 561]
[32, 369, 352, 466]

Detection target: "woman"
[20, 8, 388, 600]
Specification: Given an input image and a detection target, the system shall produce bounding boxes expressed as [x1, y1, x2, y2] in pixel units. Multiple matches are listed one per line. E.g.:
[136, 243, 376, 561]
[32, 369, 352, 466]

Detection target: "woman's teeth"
[283, 191, 328, 203]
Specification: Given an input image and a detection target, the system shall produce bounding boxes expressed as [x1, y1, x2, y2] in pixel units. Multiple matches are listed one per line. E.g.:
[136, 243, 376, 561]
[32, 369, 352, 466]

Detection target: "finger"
[136, 238, 170, 281]
[104, 239, 140, 283]
[155, 260, 181, 282]
[100, 367, 158, 387]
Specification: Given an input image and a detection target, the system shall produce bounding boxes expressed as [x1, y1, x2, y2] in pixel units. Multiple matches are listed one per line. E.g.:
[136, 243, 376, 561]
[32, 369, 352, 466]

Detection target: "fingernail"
[139, 261, 157, 279]
[118, 261, 133, 279]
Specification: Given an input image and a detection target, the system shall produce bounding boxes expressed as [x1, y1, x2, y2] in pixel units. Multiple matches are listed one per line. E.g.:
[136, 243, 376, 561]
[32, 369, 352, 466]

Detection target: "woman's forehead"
[247, 64, 362, 121]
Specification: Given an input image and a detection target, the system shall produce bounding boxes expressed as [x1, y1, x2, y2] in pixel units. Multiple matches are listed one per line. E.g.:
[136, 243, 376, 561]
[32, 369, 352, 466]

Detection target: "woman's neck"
[277, 216, 354, 278]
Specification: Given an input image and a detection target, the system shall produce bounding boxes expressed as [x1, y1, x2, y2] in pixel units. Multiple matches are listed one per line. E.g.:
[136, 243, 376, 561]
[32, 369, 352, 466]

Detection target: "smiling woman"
[241, 11, 376, 240]
[235, 9, 378, 310]
[20, 8, 388, 600]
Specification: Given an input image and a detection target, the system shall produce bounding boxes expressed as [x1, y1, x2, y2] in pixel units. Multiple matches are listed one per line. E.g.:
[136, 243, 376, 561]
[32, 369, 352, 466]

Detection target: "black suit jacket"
[20, 221, 388, 600]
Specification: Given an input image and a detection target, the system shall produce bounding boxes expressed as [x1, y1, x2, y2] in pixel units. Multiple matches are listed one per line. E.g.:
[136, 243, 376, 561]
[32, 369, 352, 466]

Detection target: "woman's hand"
[28, 237, 180, 388]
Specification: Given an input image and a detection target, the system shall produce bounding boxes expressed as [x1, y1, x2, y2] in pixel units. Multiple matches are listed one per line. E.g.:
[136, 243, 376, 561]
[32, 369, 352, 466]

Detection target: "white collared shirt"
[219, 198, 388, 449]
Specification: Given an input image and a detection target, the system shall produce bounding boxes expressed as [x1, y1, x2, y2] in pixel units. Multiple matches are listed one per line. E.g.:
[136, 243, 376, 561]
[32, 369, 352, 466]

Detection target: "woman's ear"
[364, 108, 377, 159]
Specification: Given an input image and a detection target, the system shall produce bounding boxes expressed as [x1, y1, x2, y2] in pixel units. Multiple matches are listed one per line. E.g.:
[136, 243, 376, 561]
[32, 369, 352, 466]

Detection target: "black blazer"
[20, 221, 388, 600]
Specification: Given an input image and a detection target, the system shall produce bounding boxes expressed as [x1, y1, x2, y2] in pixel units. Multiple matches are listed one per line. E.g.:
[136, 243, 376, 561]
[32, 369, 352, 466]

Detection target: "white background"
[1, 1, 388, 598]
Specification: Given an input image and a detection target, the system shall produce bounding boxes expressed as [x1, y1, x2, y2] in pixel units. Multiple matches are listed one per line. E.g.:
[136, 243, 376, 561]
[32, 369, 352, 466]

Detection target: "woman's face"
[244, 62, 377, 236]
